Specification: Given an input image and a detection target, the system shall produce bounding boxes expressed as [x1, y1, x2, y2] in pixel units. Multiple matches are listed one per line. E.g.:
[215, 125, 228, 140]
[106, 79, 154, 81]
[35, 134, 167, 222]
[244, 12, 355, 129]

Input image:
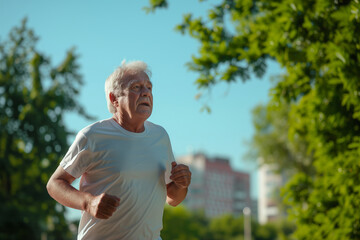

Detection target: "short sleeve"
[60, 131, 92, 178]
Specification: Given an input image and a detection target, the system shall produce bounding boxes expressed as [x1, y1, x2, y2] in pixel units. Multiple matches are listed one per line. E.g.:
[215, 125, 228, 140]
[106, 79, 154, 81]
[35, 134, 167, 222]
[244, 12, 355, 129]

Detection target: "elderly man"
[47, 60, 191, 240]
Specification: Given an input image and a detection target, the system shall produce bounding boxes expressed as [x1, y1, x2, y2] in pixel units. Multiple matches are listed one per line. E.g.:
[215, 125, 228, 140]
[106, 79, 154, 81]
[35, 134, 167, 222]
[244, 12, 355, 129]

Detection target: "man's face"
[117, 71, 153, 121]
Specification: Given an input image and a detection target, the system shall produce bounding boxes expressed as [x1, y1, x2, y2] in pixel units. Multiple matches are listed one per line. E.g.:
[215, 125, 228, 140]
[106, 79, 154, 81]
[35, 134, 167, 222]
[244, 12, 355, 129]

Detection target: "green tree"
[161, 205, 208, 240]
[248, 100, 314, 175]
[207, 214, 244, 240]
[247, 99, 315, 219]
[0, 19, 92, 239]
[206, 214, 292, 240]
[147, 0, 360, 239]
[162, 206, 294, 240]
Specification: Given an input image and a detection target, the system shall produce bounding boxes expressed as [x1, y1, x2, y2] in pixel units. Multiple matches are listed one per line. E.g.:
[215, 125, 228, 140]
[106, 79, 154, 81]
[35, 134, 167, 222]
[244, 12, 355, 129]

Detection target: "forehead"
[123, 71, 152, 86]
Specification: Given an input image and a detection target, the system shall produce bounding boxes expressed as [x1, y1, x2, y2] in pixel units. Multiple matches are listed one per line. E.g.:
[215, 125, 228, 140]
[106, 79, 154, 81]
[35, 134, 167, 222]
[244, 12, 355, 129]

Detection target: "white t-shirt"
[60, 118, 175, 240]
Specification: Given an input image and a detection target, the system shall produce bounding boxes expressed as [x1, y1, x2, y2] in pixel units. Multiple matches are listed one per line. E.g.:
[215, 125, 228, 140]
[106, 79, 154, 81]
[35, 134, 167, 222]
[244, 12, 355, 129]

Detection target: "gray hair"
[105, 60, 152, 114]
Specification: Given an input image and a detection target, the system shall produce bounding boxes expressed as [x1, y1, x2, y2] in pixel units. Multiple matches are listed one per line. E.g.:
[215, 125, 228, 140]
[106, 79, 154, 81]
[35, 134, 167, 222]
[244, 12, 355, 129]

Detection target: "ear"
[109, 93, 118, 107]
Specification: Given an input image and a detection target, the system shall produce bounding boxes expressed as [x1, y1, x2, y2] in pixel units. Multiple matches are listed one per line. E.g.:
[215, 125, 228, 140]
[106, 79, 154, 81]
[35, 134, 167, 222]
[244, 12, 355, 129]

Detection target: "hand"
[170, 162, 191, 189]
[86, 193, 120, 219]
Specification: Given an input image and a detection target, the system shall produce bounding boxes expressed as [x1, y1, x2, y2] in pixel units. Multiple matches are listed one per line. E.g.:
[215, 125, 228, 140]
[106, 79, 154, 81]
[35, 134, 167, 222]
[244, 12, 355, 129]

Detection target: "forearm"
[166, 182, 188, 207]
[47, 166, 93, 211]
[47, 177, 92, 211]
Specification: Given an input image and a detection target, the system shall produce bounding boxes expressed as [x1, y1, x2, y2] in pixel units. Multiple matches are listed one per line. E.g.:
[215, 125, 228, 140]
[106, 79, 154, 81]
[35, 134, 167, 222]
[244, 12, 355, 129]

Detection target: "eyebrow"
[128, 79, 152, 87]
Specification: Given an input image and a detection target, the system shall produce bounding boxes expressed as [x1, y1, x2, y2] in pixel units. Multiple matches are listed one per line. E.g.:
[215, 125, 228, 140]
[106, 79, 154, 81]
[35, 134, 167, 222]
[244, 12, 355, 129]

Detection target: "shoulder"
[145, 121, 168, 135]
[145, 121, 173, 145]
[78, 118, 114, 138]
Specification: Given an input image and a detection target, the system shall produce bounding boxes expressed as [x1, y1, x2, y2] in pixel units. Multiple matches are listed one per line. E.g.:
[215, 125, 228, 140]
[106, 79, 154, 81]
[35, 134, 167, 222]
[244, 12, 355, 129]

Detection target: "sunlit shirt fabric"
[60, 118, 174, 240]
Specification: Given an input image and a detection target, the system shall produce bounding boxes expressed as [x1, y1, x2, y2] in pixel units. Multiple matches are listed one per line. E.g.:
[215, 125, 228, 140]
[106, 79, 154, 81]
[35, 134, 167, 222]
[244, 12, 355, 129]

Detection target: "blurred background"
[1, 0, 359, 239]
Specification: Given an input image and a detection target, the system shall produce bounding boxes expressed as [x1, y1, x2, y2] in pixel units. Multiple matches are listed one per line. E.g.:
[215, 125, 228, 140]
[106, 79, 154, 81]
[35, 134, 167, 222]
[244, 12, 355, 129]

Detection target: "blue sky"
[1, 0, 281, 217]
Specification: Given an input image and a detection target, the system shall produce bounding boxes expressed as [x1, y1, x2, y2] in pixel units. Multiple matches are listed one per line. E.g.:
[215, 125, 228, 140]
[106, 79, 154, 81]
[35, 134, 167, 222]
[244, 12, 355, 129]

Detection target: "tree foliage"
[161, 206, 208, 240]
[247, 100, 314, 175]
[161, 205, 294, 240]
[148, 0, 360, 239]
[0, 19, 92, 239]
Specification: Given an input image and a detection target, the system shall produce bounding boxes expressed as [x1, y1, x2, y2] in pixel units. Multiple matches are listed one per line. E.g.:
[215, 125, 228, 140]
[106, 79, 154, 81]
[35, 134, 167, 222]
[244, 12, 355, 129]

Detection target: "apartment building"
[177, 153, 252, 218]
[258, 162, 287, 224]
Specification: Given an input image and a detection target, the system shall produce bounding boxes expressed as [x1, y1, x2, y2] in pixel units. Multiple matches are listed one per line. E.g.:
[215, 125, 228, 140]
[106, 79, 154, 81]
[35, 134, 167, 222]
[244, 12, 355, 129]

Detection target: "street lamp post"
[243, 207, 251, 240]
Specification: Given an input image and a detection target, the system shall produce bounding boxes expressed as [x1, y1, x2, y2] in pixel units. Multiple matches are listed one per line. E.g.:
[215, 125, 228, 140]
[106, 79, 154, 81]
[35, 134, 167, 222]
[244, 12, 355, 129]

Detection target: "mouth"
[139, 102, 150, 107]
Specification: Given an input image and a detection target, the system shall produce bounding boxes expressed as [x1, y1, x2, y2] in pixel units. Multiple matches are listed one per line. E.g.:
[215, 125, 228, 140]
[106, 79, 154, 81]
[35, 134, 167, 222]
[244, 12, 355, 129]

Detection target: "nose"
[141, 86, 151, 97]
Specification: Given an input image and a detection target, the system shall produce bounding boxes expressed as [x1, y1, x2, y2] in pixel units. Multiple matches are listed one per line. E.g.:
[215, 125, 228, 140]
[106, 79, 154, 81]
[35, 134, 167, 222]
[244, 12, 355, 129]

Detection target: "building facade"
[177, 153, 252, 218]
[258, 162, 287, 224]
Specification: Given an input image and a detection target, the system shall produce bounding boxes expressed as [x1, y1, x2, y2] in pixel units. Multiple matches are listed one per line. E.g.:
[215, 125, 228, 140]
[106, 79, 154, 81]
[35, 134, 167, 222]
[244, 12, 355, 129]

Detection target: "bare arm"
[166, 162, 191, 206]
[46, 166, 120, 219]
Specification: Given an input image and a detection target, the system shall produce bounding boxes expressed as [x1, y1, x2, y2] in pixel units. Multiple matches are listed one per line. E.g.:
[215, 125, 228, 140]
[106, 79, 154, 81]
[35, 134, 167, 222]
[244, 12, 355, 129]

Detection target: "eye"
[132, 85, 140, 90]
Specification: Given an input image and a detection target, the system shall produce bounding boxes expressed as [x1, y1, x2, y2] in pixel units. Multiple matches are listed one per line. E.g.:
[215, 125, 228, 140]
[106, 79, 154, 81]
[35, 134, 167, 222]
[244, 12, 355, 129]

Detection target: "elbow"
[46, 178, 54, 197]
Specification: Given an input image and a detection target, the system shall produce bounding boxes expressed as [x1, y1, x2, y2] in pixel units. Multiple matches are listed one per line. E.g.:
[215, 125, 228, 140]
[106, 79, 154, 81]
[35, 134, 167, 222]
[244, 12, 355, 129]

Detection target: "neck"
[113, 113, 145, 133]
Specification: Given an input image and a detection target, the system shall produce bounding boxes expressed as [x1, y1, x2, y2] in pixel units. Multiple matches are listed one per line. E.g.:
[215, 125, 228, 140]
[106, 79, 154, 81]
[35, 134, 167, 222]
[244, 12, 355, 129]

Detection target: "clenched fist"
[170, 162, 191, 189]
[86, 193, 120, 219]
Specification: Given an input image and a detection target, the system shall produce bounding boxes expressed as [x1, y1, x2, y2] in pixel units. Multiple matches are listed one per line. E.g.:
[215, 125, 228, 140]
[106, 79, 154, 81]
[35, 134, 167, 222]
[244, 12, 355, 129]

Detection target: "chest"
[86, 136, 169, 182]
